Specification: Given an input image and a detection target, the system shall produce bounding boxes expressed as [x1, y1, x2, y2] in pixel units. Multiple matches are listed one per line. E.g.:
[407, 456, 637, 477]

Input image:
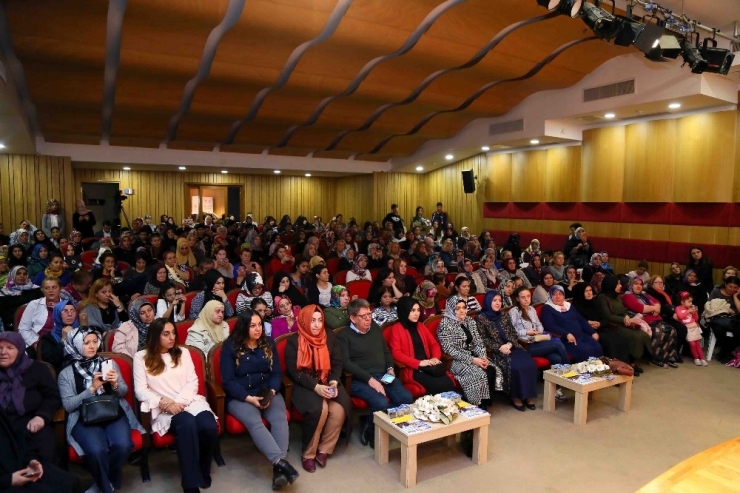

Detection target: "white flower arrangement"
[412, 394, 459, 425]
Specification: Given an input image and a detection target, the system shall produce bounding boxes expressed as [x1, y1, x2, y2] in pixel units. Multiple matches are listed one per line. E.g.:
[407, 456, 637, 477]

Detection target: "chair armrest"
[518, 338, 531, 350]
[139, 408, 152, 434]
[52, 408, 66, 456]
[342, 371, 353, 390]
[442, 353, 453, 371]
[282, 376, 293, 410]
[394, 359, 407, 370]
[205, 379, 225, 428]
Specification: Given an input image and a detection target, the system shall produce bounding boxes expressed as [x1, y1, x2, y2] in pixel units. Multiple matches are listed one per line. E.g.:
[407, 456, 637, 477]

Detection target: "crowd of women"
[1, 204, 738, 493]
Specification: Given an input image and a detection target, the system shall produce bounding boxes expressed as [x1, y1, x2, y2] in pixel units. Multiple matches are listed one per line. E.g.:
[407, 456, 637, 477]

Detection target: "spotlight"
[530, 139, 540, 145]
[445, 154, 454, 160]
[221, 170, 228, 174]
[581, 2, 621, 40]
[668, 102, 681, 109]
[481, 146, 490, 151]
[123, 167, 131, 171]
[632, 22, 682, 60]
[604, 113, 616, 119]
[305, 173, 311, 177]
[680, 38, 708, 74]
[273, 170, 281, 174]
[700, 38, 735, 75]
[537, 0, 583, 18]
[178, 166, 186, 170]
[415, 166, 424, 171]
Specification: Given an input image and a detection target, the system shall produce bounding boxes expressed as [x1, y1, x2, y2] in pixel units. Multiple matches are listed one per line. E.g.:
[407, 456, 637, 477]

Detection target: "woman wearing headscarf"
[37, 300, 78, 373]
[589, 271, 606, 296]
[144, 262, 170, 295]
[270, 271, 307, 308]
[678, 269, 708, 317]
[189, 270, 235, 320]
[26, 245, 49, 279]
[176, 238, 198, 271]
[521, 239, 541, 264]
[599, 252, 614, 276]
[532, 271, 556, 305]
[115, 298, 156, 356]
[8, 244, 28, 268]
[571, 283, 631, 363]
[271, 296, 301, 339]
[0, 266, 41, 333]
[68, 230, 84, 256]
[473, 255, 498, 292]
[622, 277, 679, 368]
[477, 291, 538, 411]
[437, 296, 495, 407]
[32, 252, 69, 287]
[581, 253, 604, 284]
[385, 297, 456, 396]
[497, 258, 531, 289]
[455, 258, 483, 295]
[284, 305, 350, 473]
[11, 229, 33, 255]
[344, 254, 370, 283]
[540, 285, 603, 363]
[186, 300, 230, 359]
[58, 327, 143, 493]
[41, 199, 65, 237]
[595, 276, 651, 374]
[392, 259, 416, 296]
[500, 280, 515, 308]
[664, 262, 684, 298]
[72, 200, 96, 239]
[323, 286, 350, 330]
[236, 272, 273, 316]
[0, 332, 61, 465]
[412, 281, 438, 322]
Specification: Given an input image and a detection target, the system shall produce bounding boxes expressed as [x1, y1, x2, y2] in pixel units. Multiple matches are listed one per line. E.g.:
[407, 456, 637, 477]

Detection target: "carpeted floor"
[75, 360, 740, 493]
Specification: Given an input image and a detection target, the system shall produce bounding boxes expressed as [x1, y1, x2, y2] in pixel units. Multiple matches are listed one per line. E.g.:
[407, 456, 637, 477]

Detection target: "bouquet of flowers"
[412, 394, 459, 425]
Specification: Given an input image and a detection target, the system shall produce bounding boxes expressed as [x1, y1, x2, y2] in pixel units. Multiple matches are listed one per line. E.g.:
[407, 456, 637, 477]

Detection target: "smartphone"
[380, 374, 396, 384]
[101, 359, 113, 376]
[21, 471, 41, 478]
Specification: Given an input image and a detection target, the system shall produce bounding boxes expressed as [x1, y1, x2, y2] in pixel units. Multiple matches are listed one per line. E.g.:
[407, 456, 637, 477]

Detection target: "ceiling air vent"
[489, 118, 524, 136]
[583, 79, 635, 102]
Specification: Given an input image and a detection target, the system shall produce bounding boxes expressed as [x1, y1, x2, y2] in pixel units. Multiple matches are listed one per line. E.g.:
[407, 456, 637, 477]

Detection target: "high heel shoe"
[510, 400, 525, 412]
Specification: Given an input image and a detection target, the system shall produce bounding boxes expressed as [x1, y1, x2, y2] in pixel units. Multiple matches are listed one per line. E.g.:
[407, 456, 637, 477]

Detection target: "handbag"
[531, 334, 551, 342]
[256, 388, 273, 407]
[80, 393, 121, 425]
[420, 362, 446, 377]
[600, 357, 634, 377]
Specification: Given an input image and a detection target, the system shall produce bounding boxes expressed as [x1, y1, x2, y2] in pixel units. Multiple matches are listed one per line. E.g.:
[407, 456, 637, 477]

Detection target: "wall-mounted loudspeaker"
[462, 169, 475, 193]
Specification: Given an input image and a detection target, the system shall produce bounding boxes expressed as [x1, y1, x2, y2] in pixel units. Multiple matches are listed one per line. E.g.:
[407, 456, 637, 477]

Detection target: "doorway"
[187, 184, 242, 222]
[81, 182, 120, 232]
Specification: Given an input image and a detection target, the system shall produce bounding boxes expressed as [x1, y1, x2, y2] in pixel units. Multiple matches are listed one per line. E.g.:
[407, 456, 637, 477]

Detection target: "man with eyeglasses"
[337, 299, 413, 447]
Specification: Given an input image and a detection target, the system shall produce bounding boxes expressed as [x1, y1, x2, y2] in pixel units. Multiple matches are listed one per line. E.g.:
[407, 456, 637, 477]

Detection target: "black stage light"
[700, 38, 735, 75]
[680, 38, 708, 73]
[633, 23, 682, 60]
[536, 0, 583, 18]
[581, 2, 621, 39]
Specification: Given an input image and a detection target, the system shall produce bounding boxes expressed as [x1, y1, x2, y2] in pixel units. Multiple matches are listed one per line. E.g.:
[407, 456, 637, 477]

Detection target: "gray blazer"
[58, 360, 145, 456]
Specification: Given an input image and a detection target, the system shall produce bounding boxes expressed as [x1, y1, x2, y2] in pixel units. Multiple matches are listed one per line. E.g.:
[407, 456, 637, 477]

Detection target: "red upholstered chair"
[80, 250, 97, 266]
[369, 268, 380, 280]
[226, 317, 238, 333]
[473, 293, 485, 308]
[326, 258, 340, 276]
[424, 315, 443, 336]
[138, 294, 159, 306]
[183, 291, 198, 319]
[57, 353, 148, 481]
[334, 270, 348, 286]
[346, 280, 372, 301]
[275, 333, 303, 422]
[405, 266, 419, 277]
[534, 303, 544, 319]
[117, 261, 131, 276]
[139, 345, 225, 474]
[207, 343, 290, 436]
[382, 324, 426, 398]
[445, 273, 458, 284]
[175, 319, 195, 345]
[437, 298, 446, 312]
[80, 237, 98, 250]
[14, 304, 27, 331]
[226, 289, 241, 308]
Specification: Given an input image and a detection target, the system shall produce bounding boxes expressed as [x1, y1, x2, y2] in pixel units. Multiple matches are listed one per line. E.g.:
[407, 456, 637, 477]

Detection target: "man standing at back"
[431, 202, 449, 229]
[382, 204, 405, 236]
[337, 299, 413, 447]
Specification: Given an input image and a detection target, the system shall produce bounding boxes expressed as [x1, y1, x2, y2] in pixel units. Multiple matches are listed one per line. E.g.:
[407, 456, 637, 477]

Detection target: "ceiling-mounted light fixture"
[604, 113, 616, 118]
[221, 170, 228, 174]
[305, 173, 311, 177]
[530, 139, 540, 145]
[700, 37, 735, 75]
[274, 170, 281, 174]
[680, 38, 708, 73]
[123, 167, 131, 171]
[581, 2, 621, 40]
[0, 143, 5, 149]
[445, 154, 454, 160]
[537, 0, 583, 18]
[668, 102, 681, 109]
[415, 166, 424, 171]
[178, 166, 186, 170]
[638, 32, 682, 60]
[481, 146, 490, 151]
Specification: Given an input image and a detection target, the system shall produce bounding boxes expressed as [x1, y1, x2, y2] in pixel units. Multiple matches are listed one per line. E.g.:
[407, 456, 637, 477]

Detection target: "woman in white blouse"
[134, 318, 218, 493]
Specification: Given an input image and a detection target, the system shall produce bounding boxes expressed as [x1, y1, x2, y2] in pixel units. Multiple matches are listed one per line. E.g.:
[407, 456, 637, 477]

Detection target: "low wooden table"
[373, 409, 490, 488]
[543, 370, 633, 425]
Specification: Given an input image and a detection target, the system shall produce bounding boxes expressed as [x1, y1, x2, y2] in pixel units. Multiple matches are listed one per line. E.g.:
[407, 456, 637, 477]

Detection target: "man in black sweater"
[337, 299, 413, 446]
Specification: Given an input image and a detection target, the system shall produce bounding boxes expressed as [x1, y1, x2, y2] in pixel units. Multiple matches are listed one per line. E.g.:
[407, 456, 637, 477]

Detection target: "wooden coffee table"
[373, 409, 490, 488]
[543, 370, 633, 425]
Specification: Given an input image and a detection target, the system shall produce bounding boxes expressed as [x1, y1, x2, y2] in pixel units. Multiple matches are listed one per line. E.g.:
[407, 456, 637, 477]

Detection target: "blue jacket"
[220, 337, 282, 402]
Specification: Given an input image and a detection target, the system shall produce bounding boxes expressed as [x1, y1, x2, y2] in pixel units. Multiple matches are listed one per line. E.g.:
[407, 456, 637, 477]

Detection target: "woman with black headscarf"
[476, 291, 537, 411]
[385, 297, 455, 396]
[270, 271, 307, 308]
[188, 270, 235, 320]
[571, 283, 631, 364]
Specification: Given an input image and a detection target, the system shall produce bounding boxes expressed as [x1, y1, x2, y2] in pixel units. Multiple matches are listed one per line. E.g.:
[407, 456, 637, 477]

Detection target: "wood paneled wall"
[373, 172, 423, 226]
[334, 175, 374, 224]
[0, 155, 75, 233]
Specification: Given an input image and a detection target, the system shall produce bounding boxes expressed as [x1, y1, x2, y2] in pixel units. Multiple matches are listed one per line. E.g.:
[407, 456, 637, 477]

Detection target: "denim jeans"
[350, 373, 413, 412]
[528, 339, 570, 365]
[71, 414, 132, 493]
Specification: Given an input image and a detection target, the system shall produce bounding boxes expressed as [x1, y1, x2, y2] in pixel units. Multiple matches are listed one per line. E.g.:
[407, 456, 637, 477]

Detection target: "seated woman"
[626, 260, 650, 283]
[664, 262, 684, 298]
[532, 271, 556, 305]
[233, 247, 264, 286]
[289, 259, 311, 291]
[448, 277, 482, 313]
[346, 255, 372, 283]
[371, 287, 398, 326]
[392, 259, 417, 296]
[521, 239, 541, 264]
[508, 286, 570, 367]
[645, 275, 687, 359]
[477, 291, 538, 411]
[176, 238, 198, 280]
[144, 262, 171, 295]
[473, 255, 498, 292]
[91, 251, 122, 282]
[0, 266, 41, 332]
[522, 254, 543, 287]
[424, 254, 447, 277]
[37, 300, 78, 374]
[18, 278, 65, 351]
[0, 332, 61, 465]
[284, 305, 351, 473]
[186, 300, 230, 358]
[559, 265, 581, 298]
[596, 276, 653, 374]
[540, 285, 603, 362]
[437, 296, 495, 407]
[455, 258, 484, 295]
[213, 247, 234, 281]
[580, 253, 604, 284]
[622, 278, 679, 368]
[123, 251, 150, 281]
[323, 286, 350, 330]
[26, 245, 49, 280]
[268, 245, 295, 278]
[271, 296, 301, 339]
[220, 309, 299, 489]
[59, 327, 144, 493]
[134, 319, 218, 493]
[571, 283, 632, 364]
[306, 265, 333, 308]
[409, 242, 429, 272]
[189, 270, 235, 320]
[497, 258, 531, 289]
[236, 272, 273, 316]
[547, 252, 566, 281]
[599, 252, 615, 276]
[80, 279, 128, 334]
[367, 268, 403, 305]
[385, 297, 456, 395]
[270, 271, 307, 309]
[500, 280, 515, 308]
[156, 282, 187, 323]
[412, 281, 438, 321]
[162, 251, 190, 289]
[114, 298, 157, 357]
[250, 298, 273, 337]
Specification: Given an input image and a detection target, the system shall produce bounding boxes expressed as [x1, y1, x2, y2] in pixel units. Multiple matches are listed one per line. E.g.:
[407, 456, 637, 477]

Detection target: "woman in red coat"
[385, 297, 456, 396]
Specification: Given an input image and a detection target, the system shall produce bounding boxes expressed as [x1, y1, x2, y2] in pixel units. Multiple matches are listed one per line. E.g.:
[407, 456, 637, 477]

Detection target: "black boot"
[275, 458, 300, 484]
[360, 419, 372, 446]
[460, 431, 473, 458]
[272, 466, 288, 491]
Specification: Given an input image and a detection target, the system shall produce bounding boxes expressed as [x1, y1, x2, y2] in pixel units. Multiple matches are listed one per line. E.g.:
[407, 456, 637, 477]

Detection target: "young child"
[675, 291, 707, 366]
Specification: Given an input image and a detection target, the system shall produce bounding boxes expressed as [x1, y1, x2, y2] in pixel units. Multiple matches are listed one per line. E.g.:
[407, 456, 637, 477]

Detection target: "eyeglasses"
[355, 313, 372, 319]
[653, 281, 664, 285]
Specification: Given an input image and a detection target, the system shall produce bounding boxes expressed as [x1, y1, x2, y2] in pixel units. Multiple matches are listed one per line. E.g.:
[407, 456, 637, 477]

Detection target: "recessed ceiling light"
[445, 154, 454, 160]
[415, 166, 424, 171]
[0, 144, 5, 149]
[123, 167, 131, 170]
[481, 146, 490, 151]
[530, 139, 539, 145]
[305, 173, 311, 177]
[668, 102, 681, 109]
[274, 170, 281, 174]
[221, 170, 228, 174]
[178, 166, 186, 170]
[604, 113, 616, 119]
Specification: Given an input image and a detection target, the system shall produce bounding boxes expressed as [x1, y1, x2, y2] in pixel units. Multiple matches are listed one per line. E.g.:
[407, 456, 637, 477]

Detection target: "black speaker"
[462, 169, 475, 193]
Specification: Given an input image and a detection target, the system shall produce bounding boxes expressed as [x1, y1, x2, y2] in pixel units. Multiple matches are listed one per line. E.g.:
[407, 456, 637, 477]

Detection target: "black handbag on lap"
[80, 393, 121, 425]
[420, 363, 446, 378]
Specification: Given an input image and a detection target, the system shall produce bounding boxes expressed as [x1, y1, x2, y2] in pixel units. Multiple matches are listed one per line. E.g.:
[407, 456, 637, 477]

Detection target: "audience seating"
[274, 333, 303, 421]
[473, 293, 485, 308]
[446, 273, 458, 284]
[139, 294, 159, 306]
[80, 237, 98, 249]
[334, 270, 348, 286]
[405, 266, 419, 277]
[183, 291, 198, 318]
[175, 319, 195, 345]
[346, 280, 372, 301]
[80, 250, 97, 266]
[226, 289, 241, 308]
[14, 303, 27, 331]
[117, 261, 131, 275]
[326, 257, 340, 276]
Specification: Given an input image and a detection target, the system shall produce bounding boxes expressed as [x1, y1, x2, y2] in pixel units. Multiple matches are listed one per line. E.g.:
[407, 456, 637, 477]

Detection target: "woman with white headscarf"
[185, 300, 230, 359]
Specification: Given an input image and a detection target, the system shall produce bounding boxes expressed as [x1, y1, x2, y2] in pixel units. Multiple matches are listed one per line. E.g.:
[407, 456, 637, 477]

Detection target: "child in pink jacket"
[675, 291, 707, 366]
